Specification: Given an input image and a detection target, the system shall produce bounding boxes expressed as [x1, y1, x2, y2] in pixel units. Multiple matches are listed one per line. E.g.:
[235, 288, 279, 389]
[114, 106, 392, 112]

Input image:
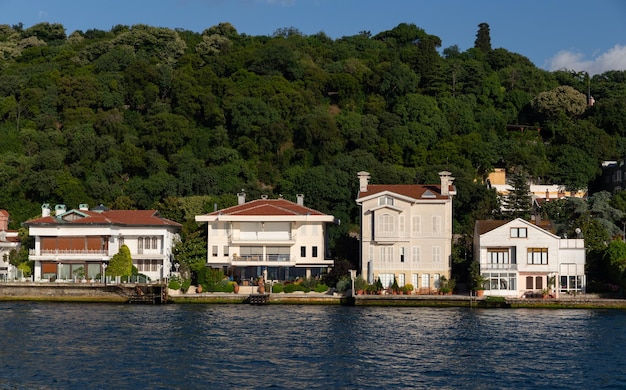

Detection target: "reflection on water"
[0, 303, 625, 389]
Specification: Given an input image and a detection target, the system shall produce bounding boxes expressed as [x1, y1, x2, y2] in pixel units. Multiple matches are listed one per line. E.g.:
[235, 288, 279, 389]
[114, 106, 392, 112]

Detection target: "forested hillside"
[2, 21, 626, 276]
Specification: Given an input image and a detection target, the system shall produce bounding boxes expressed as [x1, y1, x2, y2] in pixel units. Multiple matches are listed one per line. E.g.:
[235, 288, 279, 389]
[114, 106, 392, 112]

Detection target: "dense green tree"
[107, 245, 132, 277]
[474, 23, 491, 53]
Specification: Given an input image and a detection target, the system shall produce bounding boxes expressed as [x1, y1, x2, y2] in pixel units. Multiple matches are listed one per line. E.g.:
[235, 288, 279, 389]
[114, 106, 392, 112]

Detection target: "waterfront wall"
[0, 283, 128, 302]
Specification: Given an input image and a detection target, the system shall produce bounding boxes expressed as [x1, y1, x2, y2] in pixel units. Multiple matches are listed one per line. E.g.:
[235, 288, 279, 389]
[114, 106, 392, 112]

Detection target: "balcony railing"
[480, 262, 518, 271]
[232, 255, 293, 262]
[229, 232, 296, 243]
[29, 249, 108, 256]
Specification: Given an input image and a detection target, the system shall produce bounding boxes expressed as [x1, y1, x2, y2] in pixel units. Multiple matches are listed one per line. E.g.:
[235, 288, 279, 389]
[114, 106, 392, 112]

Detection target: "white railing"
[29, 249, 108, 256]
[481, 262, 518, 271]
[229, 232, 296, 242]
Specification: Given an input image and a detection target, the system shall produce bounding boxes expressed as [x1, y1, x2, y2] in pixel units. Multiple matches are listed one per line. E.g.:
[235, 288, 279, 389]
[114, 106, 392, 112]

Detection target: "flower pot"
[475, 289, 484, 297]
[233, 284, 239, 294]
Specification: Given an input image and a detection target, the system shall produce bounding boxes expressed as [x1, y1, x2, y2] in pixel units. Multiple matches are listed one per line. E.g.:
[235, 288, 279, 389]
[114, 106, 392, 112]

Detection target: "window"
[488, 249, 509, 264]
[526, 276, 533, 289]
[412, 216, 421, 237]
[212, 245, 218, 257]
[145, 237, 151, 250]
[223, 246, 229, 257]
[511, 227, 527, 238]
[433, 274, 441, 288]
[421, 274, 429, 288]
[485, 272, 516, 291]
[119, 237, 125, 246]
[527, 248, 548, 264]
[312, 246, 318, 258]
[300, 246, 306, 257]
[400, 247, 405, 263]
[432, 216, 442, 234]
[379, 246, 393, 263]
[412, 273, 419, 288]
[378, 196, 394, 206]
[152, 237, 158, 249]
[432, 246, 441, 263]
[412, 246, 420, 264]
[398, 216, 405, 236]
[535, 276, 543, 289]
[378, 214, 394, 236]
[398, 273, 405, 287]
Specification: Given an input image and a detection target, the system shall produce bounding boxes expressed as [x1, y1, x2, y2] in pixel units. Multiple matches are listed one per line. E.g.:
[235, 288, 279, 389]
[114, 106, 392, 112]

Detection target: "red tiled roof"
[207, 198, 328, 217]
[24, 209, 181, 227]
[358, 184, 446, 200]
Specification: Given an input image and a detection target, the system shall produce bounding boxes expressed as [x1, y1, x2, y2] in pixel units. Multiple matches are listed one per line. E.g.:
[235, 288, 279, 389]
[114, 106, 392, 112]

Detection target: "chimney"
[358, 171, 371, 193]
[0, 210, 8, 231]
[42, 203, 51, 217]
[297, 194, 304, 206]
[79, 203, 89, 211]
[237, 191, 246, 205]
[54, 204, 66, 215]
[438, 171, 455, 196]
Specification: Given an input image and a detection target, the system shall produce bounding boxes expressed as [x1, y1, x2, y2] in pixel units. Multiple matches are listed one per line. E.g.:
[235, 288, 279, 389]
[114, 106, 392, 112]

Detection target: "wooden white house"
[356, 171, 456, 292]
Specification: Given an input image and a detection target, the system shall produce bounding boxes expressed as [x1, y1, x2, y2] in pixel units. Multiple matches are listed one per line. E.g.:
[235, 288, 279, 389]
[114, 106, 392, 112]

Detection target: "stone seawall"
[0, 283, 129, 302]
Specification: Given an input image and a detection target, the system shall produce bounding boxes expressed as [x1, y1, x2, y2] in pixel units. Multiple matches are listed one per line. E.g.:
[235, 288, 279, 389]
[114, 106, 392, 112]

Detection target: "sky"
[2, 0, 626, 75]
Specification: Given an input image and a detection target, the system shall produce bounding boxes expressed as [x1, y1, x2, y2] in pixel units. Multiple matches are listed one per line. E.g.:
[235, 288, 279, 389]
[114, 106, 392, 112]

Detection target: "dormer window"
[378, 196, 394, 206]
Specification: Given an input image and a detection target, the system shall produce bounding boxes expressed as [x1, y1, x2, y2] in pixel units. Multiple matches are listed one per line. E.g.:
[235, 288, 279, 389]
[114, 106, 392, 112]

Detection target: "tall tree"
[502, 167, 532, 220]
[474, 23, 492, 53]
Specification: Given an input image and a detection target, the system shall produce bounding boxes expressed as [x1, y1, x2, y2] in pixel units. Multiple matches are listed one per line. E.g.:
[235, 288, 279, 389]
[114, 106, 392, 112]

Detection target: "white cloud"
[547, 45, 626, 75]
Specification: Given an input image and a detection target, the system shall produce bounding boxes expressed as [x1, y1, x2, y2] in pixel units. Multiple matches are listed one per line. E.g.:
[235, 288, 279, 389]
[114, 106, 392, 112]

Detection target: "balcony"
[29, 249, 109, 259]
[480, 262, 518, 271]
[229, 231, 296, 244]
[232, 255, 293, 263]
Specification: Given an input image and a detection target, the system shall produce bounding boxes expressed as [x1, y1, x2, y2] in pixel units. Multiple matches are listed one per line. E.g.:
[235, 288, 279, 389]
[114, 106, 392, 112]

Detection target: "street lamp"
[58, 262, 62, 282]
[102, 263, 108, 285]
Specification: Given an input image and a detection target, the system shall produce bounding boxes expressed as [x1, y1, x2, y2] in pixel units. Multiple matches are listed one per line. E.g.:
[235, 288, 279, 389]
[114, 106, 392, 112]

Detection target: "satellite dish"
[0, 231, 6, 242]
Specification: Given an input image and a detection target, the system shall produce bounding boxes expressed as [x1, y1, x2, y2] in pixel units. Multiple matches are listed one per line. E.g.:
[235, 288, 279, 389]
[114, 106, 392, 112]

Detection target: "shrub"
[168, 279, 181, 290]
[336, 278, 350, 292]
[354, 275, 366, 291]
[404, 283, 414, 292]
[181, 279, 191, 293]
[314, 283, 328, 293]
[284, 283, 298, 293]
[272, 283, 284, 293]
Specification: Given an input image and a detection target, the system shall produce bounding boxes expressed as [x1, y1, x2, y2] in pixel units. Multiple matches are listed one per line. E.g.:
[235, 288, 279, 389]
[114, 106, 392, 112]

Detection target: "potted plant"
[375, 277, 384, 294]
[470, 261, 486, 297]
[404, 283, 414, 295]
[391, 276, 400, 295]
[354, 275, 366, 295]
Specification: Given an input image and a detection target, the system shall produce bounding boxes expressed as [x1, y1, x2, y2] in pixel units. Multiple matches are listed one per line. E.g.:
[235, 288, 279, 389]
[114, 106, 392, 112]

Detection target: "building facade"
[0, 210, 20, 280]
[25, 204, 181, 282]
[195, 193, 336, 282]
[356, 171, 456, 293]
[474, 218, 586, 297]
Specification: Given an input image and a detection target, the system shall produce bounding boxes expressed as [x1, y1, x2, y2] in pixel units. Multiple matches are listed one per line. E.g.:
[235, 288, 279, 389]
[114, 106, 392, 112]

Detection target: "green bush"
[181, 279, 191, 293]
[283, 283, 298, 293]
[168, 279, 181, 290]
[336, 278, 350, 292]
[314, 283, 328, 293]
[272, 283, 284, 293]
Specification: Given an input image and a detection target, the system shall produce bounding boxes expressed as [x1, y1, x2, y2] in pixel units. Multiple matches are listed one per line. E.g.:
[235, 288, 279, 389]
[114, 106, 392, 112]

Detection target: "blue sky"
[2, 0, 626, 75]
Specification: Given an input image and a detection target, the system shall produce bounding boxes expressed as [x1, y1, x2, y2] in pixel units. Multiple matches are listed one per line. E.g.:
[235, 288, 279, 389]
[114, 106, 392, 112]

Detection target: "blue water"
[0, 302, 624, 389]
